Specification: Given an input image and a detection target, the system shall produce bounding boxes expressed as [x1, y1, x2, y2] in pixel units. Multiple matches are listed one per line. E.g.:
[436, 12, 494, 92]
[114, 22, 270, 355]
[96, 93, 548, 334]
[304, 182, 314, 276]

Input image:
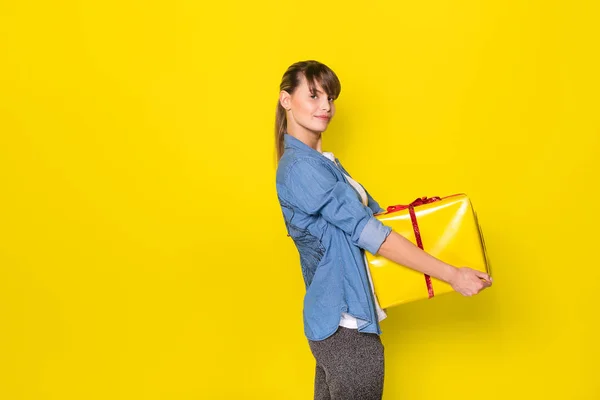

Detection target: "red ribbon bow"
[386, 196, 442, 213]
[385, 196, 442, 299]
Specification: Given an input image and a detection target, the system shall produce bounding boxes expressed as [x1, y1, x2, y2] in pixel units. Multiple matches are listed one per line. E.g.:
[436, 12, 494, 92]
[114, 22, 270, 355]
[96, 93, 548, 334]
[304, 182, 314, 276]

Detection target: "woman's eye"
[328, 97, 334, 102]
[310, 94, 318, 99]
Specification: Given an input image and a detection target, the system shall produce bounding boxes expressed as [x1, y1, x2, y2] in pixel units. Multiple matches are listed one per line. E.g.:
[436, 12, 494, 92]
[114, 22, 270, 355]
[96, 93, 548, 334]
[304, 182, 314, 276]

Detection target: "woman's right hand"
[448, 267, 492, 296]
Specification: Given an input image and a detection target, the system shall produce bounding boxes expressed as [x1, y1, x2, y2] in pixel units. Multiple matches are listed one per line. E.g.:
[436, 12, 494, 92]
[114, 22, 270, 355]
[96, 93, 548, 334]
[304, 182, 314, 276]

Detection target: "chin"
[312, 123, 330, 133]
[301, 126, 326, 135]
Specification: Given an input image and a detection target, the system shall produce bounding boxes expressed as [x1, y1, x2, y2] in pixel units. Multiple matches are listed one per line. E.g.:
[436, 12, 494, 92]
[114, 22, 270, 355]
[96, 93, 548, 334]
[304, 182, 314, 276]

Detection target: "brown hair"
[275, 60, 341, 161]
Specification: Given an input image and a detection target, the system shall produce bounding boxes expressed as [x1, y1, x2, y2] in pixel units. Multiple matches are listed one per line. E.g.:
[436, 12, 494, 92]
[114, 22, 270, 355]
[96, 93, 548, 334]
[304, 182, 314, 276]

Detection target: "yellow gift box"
[366, 194, 491, 308]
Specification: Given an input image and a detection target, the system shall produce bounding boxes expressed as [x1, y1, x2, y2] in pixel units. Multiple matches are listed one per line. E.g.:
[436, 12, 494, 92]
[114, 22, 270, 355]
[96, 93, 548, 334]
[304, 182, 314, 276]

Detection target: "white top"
[321, 152, 387, 329]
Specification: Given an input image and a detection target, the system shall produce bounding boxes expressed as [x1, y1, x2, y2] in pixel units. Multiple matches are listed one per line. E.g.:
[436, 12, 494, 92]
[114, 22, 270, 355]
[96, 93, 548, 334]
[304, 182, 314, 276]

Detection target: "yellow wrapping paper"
[366, 194, 491, 308]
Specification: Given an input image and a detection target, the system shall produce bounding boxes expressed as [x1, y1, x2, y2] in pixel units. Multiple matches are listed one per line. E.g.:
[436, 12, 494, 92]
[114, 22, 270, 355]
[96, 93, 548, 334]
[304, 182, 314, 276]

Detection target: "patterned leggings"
[308, 326, 385, 400]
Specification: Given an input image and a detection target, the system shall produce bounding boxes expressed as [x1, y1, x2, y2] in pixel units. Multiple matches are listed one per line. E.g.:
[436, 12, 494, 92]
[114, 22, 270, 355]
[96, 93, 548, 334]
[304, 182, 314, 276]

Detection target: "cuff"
[357, 217, 392, 255]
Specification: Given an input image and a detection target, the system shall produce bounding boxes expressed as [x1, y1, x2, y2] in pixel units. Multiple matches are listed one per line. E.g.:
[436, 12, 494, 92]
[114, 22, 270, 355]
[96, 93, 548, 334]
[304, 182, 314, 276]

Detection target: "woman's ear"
[279, 90, 291, 111]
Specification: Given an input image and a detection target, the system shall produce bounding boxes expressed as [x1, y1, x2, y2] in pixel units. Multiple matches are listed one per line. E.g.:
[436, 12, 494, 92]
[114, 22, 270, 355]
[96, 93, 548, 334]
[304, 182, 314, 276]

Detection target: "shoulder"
[276, 151, 336, 187]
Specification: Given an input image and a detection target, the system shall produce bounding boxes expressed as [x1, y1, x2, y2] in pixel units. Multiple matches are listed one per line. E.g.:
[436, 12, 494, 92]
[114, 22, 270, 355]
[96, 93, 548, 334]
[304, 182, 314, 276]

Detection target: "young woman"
[274, 60, 492, 400]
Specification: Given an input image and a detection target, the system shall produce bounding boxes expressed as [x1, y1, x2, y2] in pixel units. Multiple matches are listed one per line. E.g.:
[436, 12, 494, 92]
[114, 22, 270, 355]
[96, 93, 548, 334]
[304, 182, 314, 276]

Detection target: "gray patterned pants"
[308, 326, 385, 400]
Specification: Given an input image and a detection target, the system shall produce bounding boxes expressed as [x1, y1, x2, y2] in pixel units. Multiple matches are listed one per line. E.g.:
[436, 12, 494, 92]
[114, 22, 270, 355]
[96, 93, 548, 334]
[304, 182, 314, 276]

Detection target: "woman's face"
[280, 75, 336, 136]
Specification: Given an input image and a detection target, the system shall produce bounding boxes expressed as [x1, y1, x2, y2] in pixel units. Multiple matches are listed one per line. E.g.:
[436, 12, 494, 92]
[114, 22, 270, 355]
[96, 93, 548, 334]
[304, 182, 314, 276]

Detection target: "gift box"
[366, 194, 491, 308]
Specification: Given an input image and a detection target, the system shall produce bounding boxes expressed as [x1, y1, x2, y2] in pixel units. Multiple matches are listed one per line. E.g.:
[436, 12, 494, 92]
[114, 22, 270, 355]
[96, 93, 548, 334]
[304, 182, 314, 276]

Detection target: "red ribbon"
[385, 196, 442, 299]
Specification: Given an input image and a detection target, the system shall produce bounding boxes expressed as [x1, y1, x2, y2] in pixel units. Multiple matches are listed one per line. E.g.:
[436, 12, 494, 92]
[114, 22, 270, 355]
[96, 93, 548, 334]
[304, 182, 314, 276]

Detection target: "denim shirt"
[276, 133, 392, 341]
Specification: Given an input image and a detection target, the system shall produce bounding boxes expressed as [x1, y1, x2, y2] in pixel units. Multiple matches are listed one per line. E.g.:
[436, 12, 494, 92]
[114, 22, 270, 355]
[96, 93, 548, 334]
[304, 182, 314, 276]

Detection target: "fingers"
[466, 273, 492, 296]
[452, 267, 492, 297]
[478, 278, 492, 289]
[474, 270, 492, 283]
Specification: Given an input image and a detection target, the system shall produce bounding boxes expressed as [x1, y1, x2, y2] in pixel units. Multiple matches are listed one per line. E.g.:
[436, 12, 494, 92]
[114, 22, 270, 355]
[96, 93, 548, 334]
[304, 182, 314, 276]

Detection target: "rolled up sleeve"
[281, 158, 391, 255]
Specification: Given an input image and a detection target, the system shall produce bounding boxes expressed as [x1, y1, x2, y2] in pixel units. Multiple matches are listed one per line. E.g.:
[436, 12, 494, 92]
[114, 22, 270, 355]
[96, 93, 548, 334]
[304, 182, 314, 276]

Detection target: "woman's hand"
[448, 267, 492, 296]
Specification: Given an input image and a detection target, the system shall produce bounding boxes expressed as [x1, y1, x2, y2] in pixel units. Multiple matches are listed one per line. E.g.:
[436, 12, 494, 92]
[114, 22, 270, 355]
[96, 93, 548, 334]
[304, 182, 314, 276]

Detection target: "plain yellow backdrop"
[1, 1, 599, 399]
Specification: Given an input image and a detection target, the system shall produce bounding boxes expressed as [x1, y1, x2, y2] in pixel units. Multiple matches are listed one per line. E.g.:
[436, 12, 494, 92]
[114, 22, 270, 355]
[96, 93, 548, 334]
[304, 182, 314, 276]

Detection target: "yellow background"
[1, 1, 598, 399]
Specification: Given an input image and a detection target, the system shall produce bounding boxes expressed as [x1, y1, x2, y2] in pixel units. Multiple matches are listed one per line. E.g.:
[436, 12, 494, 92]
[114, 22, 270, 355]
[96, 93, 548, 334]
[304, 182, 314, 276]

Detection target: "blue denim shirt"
[276, 133, 392, 341]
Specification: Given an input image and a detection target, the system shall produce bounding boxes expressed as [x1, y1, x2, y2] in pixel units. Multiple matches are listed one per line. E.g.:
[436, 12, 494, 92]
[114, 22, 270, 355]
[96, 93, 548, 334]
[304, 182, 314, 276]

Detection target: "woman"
[274, 60, 491, 400]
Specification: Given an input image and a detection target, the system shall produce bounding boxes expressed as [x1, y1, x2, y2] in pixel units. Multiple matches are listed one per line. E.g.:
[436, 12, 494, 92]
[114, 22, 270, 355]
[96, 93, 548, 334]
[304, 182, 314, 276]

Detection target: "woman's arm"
[377, 231, 492, 296]
[278, 157, 391, 256]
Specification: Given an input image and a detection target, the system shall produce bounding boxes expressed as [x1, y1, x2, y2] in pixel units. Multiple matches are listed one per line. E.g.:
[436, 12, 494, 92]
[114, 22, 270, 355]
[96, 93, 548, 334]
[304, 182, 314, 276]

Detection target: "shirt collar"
[283, 133, 344, 170]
